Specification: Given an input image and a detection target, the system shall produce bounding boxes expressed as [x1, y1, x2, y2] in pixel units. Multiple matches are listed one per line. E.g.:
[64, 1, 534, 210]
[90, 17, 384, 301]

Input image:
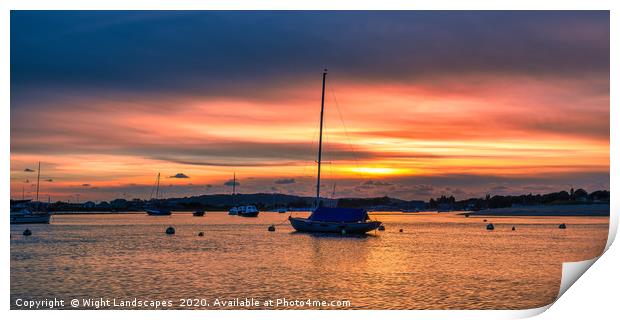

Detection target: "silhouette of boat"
[11, 162, 51, 224]
[288, 70, 382, 234]
[233, 205, 259, 217]
[193, 210, 205, 216]
[146, 173, 171, 216]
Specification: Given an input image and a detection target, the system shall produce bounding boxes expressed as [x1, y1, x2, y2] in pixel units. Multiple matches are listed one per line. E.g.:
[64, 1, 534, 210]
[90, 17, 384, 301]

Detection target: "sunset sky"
[10, 11, 609, 202]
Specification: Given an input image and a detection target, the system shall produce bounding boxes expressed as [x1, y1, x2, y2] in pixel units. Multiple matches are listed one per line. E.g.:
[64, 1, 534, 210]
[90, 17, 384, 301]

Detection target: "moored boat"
[193, 210, 205, 217]
[146, 173, 171, 216]
[11, 163, 52, 224]
[236, 205, 260, 217]
[288, 70, 381, 234]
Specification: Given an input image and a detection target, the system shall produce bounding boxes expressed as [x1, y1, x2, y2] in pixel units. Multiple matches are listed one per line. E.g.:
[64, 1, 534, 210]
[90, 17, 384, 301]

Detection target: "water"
[10, 212, 608, 310]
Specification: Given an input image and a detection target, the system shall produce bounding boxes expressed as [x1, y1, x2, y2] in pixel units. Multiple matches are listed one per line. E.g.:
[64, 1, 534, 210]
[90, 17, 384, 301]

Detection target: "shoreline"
[464, 204, 610, 217]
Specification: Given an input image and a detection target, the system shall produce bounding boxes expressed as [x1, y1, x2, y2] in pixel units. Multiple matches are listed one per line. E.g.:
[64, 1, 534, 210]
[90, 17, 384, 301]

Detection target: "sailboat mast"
[35, 161, 41, 201]
[316, 70, 327, 208]
[155, 172, 160, 199]
[232, 172, 236, 195]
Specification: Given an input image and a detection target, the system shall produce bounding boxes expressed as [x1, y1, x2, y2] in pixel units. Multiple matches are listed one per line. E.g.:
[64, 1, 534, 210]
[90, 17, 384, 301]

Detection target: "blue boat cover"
[308, 207, 369, 222]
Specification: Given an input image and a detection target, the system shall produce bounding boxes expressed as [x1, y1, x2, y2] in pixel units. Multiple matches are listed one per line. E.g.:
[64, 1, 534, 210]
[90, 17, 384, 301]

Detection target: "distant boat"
[11, 201, 51, 224]
[289, 70, 382, 234]
[228, 173, 238, 215]
[278, 208, 287, 213]
[146, 173, 171, 216]
[235, 205, 260, 217]
[227, 173, 260, 217]
[193, 210, 205, 217]
[11, 162, 51, 224]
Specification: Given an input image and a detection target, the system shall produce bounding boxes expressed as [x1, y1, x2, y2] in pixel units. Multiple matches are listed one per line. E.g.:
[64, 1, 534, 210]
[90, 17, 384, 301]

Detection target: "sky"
[10, 11, 609, 202]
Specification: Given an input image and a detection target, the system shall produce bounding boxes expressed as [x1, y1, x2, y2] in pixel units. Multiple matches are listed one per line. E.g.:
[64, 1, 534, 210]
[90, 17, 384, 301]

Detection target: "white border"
[1, 1, 616, 319]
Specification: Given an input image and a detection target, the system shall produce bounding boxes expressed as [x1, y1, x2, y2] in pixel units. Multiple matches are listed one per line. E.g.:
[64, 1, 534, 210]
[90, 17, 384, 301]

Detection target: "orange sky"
[10, 11, 609, 201]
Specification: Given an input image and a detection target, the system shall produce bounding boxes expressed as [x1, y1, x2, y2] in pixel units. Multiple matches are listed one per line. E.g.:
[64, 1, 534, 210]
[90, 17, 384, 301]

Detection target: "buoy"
[465, 214, 470, 218]
[486, 223, 494, 231]
[198, 231, 204, 237]
[378, 225, 385, 231]
[483, 219, 487, 222]
[399, 229, 403, 233]
[23, 229, 32, 236]
[165, 226, 175, 235]
[512, 226, 516, 231]
[559, 223, 567, 229]
[268, 225, 276, 232]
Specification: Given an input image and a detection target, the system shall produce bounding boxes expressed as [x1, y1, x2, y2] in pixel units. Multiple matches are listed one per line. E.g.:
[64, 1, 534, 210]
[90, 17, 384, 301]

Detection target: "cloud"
[169, 173, 189, 179]
[81, 183, 91, 187]
[24, 168, 34, 172]
[205, 184, 212, 188]
[274, 178, 296, 184]
[224, 180, 240, 187]
[45, 178, 53, 182]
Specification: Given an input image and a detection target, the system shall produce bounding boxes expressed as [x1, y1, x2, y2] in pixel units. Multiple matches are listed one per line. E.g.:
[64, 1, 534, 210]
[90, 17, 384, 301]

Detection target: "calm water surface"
[10, 212, 608, 309]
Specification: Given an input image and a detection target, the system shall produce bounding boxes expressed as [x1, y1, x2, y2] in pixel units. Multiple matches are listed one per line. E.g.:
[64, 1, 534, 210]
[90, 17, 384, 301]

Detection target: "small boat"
[193, 210, 205, 217]
[288, 70, 381, 234]
[11, 206, 51, 224]
[277, 208, 287, 213]
[236, 205, 260, 217]
[228, 173, 238, 215]
[11, 163, 52, 224]
[146, 208, 171, 216]
[146, 173, 171, 216]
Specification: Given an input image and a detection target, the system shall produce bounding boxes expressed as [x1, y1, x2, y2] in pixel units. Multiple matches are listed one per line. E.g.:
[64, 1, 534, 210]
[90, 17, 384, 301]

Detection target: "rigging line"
[328, 82, 367, 181]
[148, 174, 157, 200]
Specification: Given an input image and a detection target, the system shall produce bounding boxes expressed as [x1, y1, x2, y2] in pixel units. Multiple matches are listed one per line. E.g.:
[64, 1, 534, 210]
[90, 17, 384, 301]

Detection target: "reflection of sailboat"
[289, 71, 381, 234]
[11, 162, 51, 224]
[146, 173, 171, 216]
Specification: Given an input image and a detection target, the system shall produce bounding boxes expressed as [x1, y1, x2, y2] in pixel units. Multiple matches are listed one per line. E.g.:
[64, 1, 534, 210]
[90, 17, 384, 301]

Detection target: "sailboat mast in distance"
[155, 172, 160, 199]
[35, 161, 41, 201]
[316, 70, 327, 208]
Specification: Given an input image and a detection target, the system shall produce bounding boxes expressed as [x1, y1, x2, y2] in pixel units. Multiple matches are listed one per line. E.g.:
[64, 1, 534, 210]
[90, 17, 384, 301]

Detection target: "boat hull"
[289, 217, 381, 234]
[193, 211, 205, 217]
[10, 213, 51, 224]
[146, 209, 171, 216]
[238, 211, 259, 217]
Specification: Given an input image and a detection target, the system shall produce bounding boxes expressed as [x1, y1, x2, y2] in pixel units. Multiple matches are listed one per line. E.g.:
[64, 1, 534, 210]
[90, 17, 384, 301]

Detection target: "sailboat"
[289, 70, 382, 234]
[145, 173, 171, 216]
[11, 162, 52, 224]
[227, 173, 259, 217]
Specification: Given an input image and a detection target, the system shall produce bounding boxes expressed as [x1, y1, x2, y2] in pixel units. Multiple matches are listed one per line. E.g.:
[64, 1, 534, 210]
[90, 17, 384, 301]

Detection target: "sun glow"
[347, 167, 408, 175]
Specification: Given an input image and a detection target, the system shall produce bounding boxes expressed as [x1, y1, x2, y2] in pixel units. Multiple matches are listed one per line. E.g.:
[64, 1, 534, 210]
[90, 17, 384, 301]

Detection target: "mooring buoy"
[483, 219, 487, 222]
[23, 229, 32, 236]
[465, 214, 470, 218]
[378, 225, 385, 231]
[268, 225, 276, 232]
[399, 229, 403, 233]
[165, 226, 175, 235]
[198, 231, 204, 237]
[512, 226, 516, 231]
[486, 223, 494, 231]
[559, 223, 567, 229]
